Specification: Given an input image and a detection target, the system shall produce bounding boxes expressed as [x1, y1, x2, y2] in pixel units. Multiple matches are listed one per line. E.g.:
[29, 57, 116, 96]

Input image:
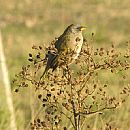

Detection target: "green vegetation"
[0, 0, 130, 129]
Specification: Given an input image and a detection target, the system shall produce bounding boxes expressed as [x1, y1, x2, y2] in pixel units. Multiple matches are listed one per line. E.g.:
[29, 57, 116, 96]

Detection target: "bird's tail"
[40, 66, 49, 80]
[37, 66, 49, 88]
[39, 54, 58, 83]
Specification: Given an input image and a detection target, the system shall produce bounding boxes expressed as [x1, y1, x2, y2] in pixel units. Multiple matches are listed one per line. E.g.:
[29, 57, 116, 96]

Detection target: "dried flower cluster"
[13, 38, 130, 130]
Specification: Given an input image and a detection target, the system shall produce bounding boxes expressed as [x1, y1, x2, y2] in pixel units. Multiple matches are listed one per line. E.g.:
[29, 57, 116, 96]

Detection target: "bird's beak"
[80, 26, 87, 31]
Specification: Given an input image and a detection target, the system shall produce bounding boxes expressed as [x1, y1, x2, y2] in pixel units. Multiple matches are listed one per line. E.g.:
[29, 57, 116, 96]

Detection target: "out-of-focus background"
[0, 0, 130, 129]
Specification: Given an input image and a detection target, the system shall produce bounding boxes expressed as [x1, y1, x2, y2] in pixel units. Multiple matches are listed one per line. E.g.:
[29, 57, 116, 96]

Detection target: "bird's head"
[65, 24, 87, 34]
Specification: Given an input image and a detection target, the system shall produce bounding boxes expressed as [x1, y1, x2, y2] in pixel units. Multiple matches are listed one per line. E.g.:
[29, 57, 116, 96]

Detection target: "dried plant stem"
[0, 31, 17, 130]
[30, 87, 35, 123]
[14, 39, 130, 129]
[92, 114, 98, 130]
[71, 101, 78, 130]
[80, 106, 117, 115]
[61, 111, 75, 128]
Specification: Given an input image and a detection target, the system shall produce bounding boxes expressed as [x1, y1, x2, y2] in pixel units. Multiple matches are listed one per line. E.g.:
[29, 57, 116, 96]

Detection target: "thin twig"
[80, 106, 117, 115]
[61, 111, 75, 128]
[71, 101, 78, 130]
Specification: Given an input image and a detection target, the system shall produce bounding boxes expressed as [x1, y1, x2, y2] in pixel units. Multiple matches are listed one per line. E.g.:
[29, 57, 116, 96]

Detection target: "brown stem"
[80, 106, 117, 115]
[71, 101, 78, 130]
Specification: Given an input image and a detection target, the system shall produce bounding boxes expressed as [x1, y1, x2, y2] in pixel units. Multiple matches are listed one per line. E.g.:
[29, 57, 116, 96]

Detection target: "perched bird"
[41, 24, 86, 78]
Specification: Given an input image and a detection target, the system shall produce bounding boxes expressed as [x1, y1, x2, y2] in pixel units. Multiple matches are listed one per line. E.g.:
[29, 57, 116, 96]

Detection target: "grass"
[0, 0, 130, 129]
[0, 84, 10, 130]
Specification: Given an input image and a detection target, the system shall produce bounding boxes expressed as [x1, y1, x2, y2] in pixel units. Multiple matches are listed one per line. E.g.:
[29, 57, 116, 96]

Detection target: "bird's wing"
[55, 35, 63, 51]
[55, 34, 69, 52]
[42, 34, 70, 76]
[42, 53, 58, 76]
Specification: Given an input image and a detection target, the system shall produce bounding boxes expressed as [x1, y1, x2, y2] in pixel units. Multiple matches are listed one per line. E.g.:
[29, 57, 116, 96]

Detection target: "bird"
[40, 24, 86, 79]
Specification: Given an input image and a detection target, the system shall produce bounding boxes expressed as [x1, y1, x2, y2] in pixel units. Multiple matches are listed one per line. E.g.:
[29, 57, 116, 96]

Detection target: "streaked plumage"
[41, 24, 86, 78]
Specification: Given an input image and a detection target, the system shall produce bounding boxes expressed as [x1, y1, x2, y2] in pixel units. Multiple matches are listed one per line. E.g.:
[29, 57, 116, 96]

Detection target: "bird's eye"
[76, 27, 81, 30]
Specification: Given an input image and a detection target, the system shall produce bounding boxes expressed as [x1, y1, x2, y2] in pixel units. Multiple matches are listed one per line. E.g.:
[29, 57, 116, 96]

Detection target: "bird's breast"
[67, 33, 83, 60]
[67, 33, 83, 48]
